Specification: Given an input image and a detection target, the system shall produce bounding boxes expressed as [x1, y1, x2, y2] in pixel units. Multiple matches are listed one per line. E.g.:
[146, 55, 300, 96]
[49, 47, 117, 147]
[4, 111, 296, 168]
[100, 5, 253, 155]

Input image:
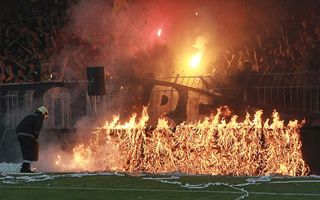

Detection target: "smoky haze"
[32, 0, 317, 172]
[55, 0, 296, 80]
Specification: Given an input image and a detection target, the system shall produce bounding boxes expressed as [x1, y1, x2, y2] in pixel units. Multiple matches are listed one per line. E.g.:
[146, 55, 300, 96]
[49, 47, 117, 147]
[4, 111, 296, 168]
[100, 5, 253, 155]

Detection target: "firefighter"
[16, 106, 48, 173]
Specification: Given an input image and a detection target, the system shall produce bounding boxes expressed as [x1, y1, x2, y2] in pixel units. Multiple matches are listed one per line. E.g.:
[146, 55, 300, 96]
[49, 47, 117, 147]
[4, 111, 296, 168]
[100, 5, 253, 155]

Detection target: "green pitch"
[1, 174, 320, 200]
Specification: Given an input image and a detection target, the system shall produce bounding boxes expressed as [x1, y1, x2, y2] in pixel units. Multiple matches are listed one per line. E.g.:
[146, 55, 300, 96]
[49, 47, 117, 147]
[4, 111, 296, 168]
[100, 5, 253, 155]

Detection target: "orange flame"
[55, 107, 309, 176]
[55, 154, 61, 166]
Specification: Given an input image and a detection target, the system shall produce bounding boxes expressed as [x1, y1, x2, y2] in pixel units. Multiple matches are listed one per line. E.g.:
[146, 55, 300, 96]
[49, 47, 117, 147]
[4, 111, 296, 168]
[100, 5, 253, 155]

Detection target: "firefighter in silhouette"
[16, 106, 48, 173]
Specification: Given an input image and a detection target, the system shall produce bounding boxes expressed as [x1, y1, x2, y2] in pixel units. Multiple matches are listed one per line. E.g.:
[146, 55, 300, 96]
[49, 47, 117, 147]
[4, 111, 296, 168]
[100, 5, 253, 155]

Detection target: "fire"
[55, 154, 61, 166]
[189, 52, 202, 69]
[55, 107, 309, 176]
[157, 28, 162, 37]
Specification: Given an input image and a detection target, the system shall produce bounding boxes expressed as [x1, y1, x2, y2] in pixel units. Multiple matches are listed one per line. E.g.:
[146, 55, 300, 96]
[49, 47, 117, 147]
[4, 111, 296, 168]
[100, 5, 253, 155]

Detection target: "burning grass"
[55, 107, 309, 176]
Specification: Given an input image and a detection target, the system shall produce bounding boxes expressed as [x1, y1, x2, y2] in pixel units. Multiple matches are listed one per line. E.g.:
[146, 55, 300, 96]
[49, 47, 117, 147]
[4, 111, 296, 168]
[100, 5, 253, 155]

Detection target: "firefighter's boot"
[20, 162, 34, 173]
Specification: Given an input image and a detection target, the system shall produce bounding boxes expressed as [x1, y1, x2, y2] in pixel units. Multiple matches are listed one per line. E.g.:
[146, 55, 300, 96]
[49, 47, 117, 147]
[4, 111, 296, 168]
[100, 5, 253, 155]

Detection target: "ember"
[55, 107, 309, 176]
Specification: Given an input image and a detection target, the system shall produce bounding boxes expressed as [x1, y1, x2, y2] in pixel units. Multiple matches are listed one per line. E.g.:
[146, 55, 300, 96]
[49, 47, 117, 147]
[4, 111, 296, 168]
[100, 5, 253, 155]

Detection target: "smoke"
[35, 94, 130, 172]
[33, 0, 309, 172]
[55, 0, 295, 80]
[55, 0, 282, 79]
[36, 115, 125, 172]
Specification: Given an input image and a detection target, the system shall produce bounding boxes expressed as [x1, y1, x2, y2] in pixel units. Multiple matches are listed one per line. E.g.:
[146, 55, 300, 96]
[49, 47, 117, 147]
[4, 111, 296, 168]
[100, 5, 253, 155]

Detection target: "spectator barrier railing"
[5, 72, 317, 132]
[3, 86, 73, 130]
[156, 74, 221, 91]
[43, 88, 71, 129]
[244, 72, 320, 115]
[5, 91, 19, 129]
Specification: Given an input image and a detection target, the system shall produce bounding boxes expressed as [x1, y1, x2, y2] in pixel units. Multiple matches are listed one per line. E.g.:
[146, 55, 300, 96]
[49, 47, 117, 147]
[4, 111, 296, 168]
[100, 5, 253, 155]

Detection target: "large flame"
[55, 107, 309, 176]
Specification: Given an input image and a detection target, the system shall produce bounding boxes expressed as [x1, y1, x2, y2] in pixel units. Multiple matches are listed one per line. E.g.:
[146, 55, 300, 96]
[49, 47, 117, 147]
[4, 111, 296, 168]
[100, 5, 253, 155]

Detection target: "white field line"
[1, 185, 320, 197]
[270, 180, 320, 184]
[144, 178, 249, 200]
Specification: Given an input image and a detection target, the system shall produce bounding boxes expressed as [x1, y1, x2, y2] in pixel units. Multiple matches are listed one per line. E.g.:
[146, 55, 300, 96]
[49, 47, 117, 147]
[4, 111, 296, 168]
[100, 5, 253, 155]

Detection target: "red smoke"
[55, 0, 285, 79]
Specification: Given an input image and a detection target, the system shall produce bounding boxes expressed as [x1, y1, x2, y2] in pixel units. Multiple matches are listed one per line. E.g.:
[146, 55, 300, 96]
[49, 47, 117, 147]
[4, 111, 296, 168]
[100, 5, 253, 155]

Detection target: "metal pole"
[317, 86, 319, 113]
[283, 87, 286, 108]
[6, 94, 9, 127]
[310, 87, 313, 112]
[11, 94, 13, 128]
[290, 86, 292, 109]
[296, 87, 298, 112]
[52, 95, 54, 129]
[257, 88, 260, 105]
[15, 92, 18, 127]
[67, 92, 71, 128]
[264, 87, 267, 105]
[303, 87, 306, 112]
[270, 87, 272, 107]
[61, 94, 64, 129]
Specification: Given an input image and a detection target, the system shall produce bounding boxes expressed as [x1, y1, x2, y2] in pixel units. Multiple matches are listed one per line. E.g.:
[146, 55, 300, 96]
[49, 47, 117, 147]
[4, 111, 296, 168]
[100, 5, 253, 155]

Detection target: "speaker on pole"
[87, 66, 106, 96]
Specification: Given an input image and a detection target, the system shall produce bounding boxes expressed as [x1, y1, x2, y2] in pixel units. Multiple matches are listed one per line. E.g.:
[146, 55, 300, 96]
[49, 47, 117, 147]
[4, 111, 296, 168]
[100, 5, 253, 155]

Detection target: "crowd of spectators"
[221, 3, 320, 75]
[1, 1, 320, 85]
[0, 0, 68, 84]
[0, 0, 105, 84]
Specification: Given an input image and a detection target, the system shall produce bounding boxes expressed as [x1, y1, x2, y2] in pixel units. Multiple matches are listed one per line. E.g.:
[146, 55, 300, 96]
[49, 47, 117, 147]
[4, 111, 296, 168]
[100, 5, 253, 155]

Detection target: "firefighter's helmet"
[37, 106, 48, 119]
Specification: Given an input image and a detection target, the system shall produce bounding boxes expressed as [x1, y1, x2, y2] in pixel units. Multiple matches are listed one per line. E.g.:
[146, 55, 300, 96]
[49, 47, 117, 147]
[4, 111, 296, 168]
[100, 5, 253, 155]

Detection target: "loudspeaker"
[160, 95, 169, 105]
[87, 66, 106, 96]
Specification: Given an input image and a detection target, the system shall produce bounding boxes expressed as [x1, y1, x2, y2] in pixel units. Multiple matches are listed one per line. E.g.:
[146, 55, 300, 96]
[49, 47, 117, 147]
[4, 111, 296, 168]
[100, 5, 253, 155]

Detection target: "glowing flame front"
[55, 107, 309, 176]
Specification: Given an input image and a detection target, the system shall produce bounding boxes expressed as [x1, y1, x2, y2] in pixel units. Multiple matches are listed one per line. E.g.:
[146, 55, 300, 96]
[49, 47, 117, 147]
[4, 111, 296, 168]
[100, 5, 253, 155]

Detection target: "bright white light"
[157, 29, 162, 37]
[189, 53, 202, 69]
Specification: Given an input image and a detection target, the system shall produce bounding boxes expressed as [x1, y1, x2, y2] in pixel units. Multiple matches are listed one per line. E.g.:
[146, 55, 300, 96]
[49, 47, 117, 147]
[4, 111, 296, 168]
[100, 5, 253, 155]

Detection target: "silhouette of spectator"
[25, 61, 40, 82]
[3, 63, 14, 83]
[14, 69, 26, 83]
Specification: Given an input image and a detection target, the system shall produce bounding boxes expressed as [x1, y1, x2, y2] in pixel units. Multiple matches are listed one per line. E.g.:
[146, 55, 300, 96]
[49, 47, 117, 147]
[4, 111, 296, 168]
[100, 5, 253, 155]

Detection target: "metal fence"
[3, 87, 72, 129]
[5, 72, 318, 130]
[43, 88, 72, 129]
[5, 91, 19, 128]
[4, 90, 38, 128]
[244, 72, 320, 115]
[156, 74, 221, 90]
